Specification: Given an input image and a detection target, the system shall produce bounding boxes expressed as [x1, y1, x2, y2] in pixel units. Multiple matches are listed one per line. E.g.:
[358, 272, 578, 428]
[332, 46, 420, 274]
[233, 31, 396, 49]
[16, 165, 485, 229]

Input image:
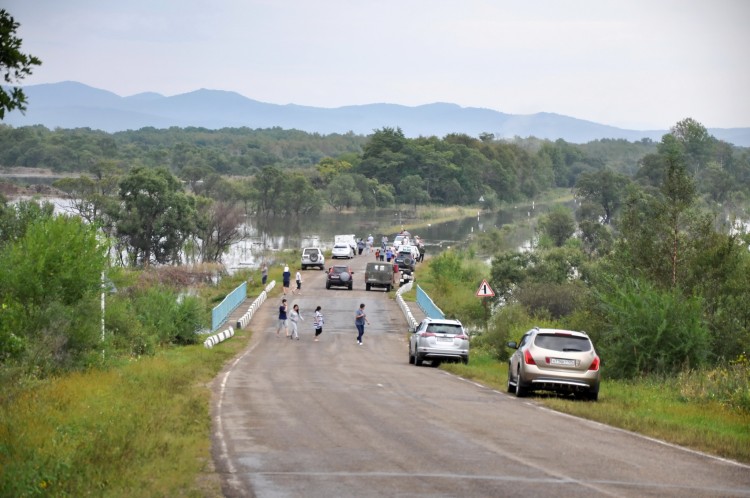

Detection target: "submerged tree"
[116, 167, 196, 266]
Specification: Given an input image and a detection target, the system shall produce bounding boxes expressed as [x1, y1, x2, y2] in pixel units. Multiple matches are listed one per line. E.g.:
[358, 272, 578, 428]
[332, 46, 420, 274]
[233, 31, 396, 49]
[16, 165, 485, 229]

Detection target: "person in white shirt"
[289, 304, 303, 340]
[293, 268, 303, 294]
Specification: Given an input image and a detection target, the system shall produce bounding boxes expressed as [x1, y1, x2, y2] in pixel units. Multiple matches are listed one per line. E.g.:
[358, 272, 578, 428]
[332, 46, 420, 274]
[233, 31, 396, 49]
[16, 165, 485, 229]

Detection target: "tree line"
[450, 120, 750, 378]
[1, 117, 749, 379]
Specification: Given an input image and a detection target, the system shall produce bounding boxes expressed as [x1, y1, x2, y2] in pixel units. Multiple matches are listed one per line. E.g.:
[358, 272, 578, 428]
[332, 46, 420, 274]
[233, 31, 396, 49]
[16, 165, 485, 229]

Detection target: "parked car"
[301, 247, 325, 270]
[331, 243, 355, 259]
[326, 265, 354, 290]
[506, 327, 600, 401]
[365, 262, 393, 292]
[409, 317, 469, 366]
[394, 249, 416, 274]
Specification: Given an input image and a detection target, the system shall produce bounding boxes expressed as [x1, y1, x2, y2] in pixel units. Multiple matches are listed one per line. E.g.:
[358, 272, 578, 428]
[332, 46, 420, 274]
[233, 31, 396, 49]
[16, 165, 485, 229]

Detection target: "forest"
[0, 118, 749, 381]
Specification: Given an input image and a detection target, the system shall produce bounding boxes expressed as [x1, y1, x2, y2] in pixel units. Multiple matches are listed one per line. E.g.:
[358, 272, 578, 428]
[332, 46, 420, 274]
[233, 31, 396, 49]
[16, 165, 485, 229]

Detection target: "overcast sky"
[5, 1, 749, 130]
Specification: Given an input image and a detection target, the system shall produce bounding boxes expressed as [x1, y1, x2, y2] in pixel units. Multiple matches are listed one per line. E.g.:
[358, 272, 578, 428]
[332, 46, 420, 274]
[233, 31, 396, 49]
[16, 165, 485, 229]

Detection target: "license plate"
[437, 337, 453, 342]
[550, 358, 576, 366]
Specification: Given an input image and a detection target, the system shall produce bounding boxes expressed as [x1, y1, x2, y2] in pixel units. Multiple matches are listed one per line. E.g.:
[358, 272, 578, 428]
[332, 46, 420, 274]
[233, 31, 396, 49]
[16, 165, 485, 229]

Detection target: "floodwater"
[222, 206, 540, 273]
[22, 197, 541, 272]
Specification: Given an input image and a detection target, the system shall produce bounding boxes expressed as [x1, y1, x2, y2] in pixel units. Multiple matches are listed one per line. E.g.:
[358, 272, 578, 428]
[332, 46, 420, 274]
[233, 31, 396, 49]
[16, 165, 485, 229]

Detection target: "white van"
[334, 234, 357, 253]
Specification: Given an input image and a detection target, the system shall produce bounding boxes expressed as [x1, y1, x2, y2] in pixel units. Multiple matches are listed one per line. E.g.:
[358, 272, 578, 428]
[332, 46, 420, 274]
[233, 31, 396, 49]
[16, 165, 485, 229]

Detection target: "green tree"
[537, 206, 575, 247]
[326, 174, 361, 211]
[0, 9, 42, 119]
[0, 214, 106, 368]
[116, 167, 196, 266]
[398, 174, 430, 209]
[575, 169, 630, 224]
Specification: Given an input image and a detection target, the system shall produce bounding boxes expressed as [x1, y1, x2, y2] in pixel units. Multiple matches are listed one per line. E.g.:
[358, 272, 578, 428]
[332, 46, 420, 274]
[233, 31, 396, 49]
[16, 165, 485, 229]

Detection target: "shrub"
[595, 277, 710, 378]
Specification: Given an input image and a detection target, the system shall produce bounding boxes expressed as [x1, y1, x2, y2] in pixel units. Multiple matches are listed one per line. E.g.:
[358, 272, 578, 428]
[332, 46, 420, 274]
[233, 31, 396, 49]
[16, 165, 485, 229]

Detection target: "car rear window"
[534, 333, 592, 352]
[426, 324, 463, 335]
[304, 249, 318, 255]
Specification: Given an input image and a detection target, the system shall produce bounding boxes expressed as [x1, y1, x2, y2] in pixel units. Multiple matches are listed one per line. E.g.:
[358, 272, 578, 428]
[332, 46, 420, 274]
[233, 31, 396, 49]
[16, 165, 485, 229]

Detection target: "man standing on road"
[355, 303, 370, 345]
[277, 298, 288, 337]
[282, 266, 291, 295]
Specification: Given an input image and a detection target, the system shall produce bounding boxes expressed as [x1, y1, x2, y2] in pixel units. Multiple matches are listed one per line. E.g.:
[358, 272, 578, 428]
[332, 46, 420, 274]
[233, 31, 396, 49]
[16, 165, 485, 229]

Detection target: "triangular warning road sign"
[476, 279, 495, 297]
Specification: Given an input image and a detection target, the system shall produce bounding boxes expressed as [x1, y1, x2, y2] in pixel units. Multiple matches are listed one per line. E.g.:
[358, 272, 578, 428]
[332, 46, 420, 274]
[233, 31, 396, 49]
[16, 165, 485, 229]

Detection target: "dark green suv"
[365, 262, 393, 292]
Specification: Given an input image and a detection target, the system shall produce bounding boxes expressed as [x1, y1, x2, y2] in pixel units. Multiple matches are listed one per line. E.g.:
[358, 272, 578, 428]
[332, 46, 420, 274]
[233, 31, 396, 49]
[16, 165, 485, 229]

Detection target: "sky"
[5, 0, 750, 130]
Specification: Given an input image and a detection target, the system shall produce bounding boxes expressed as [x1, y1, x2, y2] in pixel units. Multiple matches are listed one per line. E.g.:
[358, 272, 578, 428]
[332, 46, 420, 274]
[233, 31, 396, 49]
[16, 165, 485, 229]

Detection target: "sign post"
[475, 279, 495, 333]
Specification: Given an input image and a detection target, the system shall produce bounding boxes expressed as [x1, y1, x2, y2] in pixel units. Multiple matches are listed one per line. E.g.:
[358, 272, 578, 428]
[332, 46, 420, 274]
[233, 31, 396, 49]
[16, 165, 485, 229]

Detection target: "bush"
[595, 277, 710, 378]
[472, 304, 553, 361]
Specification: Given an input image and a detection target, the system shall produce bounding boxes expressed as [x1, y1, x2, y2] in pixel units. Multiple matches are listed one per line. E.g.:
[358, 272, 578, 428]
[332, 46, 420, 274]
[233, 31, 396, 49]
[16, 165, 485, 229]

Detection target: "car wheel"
[587, 389, 599, 401]
[461, 356, 469, 365]
[506, 366, 516, 394]
[348, 283, 353, 290]
[408, 346, 415, 364]
[366, 283, 371, 291]
[326, 282, 331, 289]
[415, 352, 423, 366]
[385, 284, 391, 292]
[515, 367, 528, 398]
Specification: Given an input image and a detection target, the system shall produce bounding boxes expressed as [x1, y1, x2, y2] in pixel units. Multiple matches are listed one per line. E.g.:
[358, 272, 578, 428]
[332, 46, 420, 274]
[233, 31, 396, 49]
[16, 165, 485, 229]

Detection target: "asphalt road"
[211, 254, 750, 497]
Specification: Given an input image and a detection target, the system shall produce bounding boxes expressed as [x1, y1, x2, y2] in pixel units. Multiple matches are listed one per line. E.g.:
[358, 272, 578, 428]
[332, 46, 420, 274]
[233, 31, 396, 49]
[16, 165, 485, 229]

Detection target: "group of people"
[276, 300, 369, 344]
[260, 263, 304, 296]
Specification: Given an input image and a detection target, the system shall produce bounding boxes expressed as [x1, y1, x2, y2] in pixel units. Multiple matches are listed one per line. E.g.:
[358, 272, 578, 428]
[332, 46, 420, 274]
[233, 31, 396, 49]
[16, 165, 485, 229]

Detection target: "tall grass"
[0, 330, 252, 497]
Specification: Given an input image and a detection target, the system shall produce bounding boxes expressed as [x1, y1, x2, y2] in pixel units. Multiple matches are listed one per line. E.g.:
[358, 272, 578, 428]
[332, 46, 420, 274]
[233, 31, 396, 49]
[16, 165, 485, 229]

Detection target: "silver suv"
[507, 327, 600, 401]
[301, 247, 325, 270]
[409, 317, 469, 366]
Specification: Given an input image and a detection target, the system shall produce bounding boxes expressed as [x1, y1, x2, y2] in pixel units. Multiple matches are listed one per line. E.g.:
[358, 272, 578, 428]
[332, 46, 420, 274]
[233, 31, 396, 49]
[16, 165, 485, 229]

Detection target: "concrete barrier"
[396, 281, 419, 331]
[236, 280, 276, 329]
[204, 326, 235, 349]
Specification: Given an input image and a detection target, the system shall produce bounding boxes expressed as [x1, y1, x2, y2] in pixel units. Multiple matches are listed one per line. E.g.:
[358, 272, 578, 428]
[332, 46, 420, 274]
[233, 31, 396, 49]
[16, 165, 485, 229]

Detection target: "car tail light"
[588, 356, 600, 371]
[420, 332, 436, 338]
[455, 334, 469, 340]
[523, 349, 536, 365]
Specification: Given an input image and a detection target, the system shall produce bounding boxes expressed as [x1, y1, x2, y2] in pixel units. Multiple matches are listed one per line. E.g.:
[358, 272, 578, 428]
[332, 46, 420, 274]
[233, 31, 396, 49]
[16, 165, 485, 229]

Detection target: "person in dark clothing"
[277, 298, 288, 337]
[282, 266, 291, 295]
[355, 303, 370, 345]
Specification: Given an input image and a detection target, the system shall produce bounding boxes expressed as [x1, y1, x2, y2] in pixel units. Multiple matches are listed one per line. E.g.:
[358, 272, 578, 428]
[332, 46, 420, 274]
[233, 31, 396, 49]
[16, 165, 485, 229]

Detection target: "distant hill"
[4, 81, 749, 146]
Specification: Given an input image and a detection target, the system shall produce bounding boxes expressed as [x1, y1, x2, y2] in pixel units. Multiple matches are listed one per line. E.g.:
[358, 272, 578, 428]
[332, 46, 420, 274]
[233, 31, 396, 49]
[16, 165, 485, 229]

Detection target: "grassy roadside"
[442, 351, 750, 464]
[0, 329, 254, 497]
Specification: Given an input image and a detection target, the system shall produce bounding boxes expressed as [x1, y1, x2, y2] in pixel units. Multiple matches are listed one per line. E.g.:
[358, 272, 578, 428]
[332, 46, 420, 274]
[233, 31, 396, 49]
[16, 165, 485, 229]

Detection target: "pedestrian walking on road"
[289, 304, 303, 340]
[313, 306, 324, 341]
[293, 268, 302, 294]
[277, 298, 288, 336]
[355, 303, 370, 345]
[282, 266, 291, 295]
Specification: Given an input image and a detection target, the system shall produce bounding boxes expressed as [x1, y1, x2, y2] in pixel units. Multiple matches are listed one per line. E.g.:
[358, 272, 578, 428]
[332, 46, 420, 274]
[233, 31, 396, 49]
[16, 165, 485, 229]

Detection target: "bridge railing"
[212, 281, 247, 331]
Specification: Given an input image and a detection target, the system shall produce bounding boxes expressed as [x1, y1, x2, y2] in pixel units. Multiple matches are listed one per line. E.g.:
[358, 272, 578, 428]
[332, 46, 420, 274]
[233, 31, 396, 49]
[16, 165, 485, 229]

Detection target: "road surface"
[211, 254, 750, 497]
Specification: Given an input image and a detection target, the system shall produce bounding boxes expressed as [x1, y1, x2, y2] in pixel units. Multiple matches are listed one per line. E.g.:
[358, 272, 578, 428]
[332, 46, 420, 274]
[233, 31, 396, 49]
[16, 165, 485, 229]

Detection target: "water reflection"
[29, 197, 538, 273]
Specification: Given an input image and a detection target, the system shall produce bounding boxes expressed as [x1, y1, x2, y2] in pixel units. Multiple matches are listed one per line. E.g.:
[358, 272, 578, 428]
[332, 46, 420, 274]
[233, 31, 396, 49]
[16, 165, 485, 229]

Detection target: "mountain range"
[4, 81, 749, 147]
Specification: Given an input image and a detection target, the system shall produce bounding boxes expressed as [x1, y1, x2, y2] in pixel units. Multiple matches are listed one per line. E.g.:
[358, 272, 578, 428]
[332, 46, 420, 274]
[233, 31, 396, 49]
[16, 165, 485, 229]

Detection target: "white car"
[301, 247, 325, 270]
[399, 244, 420, 260]
[393, 235, 410, 247]
[331, 243, 354, 259]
